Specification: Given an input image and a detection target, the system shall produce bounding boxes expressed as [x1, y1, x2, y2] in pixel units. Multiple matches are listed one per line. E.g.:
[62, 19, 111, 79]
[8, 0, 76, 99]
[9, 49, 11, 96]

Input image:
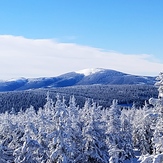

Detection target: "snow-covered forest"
[0, 73, 163, 163]
[0, 84, 157, 113]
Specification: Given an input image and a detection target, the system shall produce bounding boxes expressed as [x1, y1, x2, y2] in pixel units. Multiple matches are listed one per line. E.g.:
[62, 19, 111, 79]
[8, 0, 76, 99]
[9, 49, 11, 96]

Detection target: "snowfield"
[75, 68, 105, 76]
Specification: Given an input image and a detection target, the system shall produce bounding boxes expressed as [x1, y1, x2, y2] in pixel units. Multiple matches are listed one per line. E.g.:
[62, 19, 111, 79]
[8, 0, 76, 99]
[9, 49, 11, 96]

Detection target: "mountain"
[0, 68, 156, 92]
[76, 68, 155, 85]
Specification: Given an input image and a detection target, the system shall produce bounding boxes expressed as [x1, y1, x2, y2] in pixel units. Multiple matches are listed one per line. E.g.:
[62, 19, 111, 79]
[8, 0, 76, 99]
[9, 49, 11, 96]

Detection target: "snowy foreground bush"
[0, 72, 163, 163]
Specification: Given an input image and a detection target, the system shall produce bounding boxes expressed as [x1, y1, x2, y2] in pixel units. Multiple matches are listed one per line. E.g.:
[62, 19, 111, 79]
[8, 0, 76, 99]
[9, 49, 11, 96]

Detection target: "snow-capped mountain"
[75, 68, 105, 76]
[0, 68, 156, 92]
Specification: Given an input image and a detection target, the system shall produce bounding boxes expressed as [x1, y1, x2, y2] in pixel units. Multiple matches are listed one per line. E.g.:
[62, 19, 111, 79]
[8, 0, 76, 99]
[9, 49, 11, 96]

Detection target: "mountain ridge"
[0, 68, 156, 92]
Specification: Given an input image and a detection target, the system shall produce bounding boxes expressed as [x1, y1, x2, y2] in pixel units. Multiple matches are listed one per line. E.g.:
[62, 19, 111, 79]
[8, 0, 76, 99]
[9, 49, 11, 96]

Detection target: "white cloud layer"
[0, 35, 162, 80]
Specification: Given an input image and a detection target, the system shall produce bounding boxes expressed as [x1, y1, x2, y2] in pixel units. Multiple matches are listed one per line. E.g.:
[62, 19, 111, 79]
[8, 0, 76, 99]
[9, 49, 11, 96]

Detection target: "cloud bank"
[0, 35, 162, 80]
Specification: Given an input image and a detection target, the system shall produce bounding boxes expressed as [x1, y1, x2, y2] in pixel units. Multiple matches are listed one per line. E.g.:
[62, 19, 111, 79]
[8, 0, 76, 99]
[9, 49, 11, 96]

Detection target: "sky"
[0, 0, 163, 80]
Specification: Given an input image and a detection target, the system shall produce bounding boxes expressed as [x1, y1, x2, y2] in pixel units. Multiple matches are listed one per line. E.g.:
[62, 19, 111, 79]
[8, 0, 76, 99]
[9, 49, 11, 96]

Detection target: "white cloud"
[0, 35, 162, 80]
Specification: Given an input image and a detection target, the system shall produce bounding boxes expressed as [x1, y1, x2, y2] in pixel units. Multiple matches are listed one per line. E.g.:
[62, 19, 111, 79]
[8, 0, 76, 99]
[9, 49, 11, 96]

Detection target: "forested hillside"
[0, 84, 158, 113]
[0, 77, 163, 162]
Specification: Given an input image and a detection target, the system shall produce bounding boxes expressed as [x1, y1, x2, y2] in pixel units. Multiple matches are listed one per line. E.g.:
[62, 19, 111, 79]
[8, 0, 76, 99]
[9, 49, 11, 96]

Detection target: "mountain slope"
[0, 68, 156, 92]
[76, 68, 155, 85]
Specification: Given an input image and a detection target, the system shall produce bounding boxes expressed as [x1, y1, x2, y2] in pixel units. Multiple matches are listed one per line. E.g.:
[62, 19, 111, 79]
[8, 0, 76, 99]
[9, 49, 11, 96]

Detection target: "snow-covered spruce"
[0, 95, 136, 162]
[0, 72, 163, 162]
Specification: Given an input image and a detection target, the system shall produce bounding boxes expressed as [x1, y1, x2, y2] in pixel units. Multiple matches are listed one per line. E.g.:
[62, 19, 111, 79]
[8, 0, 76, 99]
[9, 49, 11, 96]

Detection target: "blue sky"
[0, 0, 163, 79]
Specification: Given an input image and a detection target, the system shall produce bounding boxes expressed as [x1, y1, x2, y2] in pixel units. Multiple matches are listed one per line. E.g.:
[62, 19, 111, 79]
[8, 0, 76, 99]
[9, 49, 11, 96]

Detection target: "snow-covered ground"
[124, 158, 140, 163]
[75, 68, 105, 76]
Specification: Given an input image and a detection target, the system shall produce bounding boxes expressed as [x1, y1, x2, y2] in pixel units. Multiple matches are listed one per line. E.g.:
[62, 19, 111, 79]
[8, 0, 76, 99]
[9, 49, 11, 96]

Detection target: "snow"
[6, 77, 26, 82]
[139, 154, 163, 163]
[28, 77, 44, 82]
[75, 68, 105, 76]
[124, 158, 140, 163]
[124, 149, 141, 163]
[28, 77, 51, 82]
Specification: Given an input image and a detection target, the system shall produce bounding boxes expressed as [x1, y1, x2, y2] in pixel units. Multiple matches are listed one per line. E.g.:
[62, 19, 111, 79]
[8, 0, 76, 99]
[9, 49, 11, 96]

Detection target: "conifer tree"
[155, 72, 163, 99]
[120, 112, 134, 161]
[0, 136, 14, 163]
[77, 101, 109, 163]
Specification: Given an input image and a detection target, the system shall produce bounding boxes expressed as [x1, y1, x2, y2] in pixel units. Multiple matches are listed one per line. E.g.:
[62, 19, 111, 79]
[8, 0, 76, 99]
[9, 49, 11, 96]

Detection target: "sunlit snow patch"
[75, 68, 105, 76]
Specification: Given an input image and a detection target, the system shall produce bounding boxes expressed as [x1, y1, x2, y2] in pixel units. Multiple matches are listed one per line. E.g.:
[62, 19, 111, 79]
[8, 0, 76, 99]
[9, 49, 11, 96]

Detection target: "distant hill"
[0, 68, 156, 92]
